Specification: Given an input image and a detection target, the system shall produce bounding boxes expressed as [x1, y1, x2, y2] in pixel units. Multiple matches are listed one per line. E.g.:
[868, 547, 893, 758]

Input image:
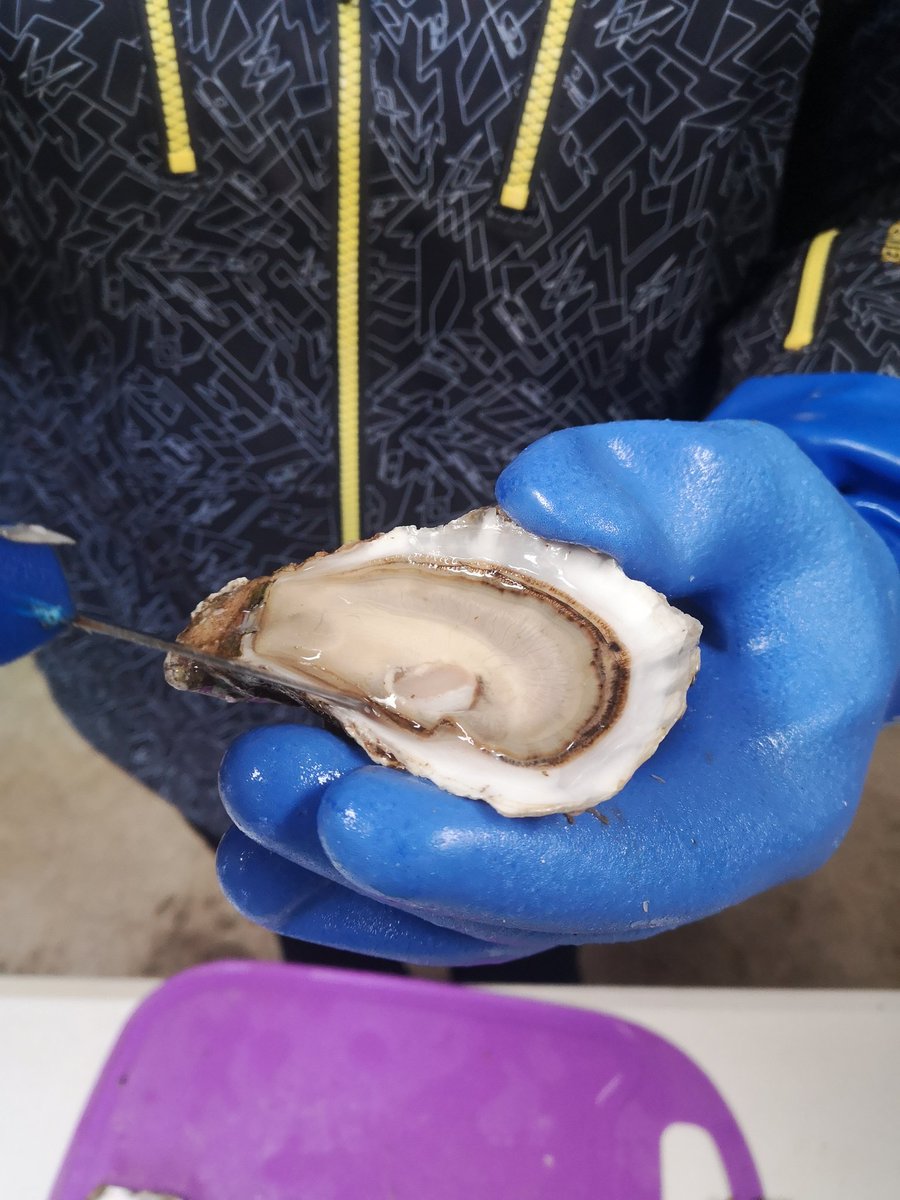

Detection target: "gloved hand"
[0, 533, 74, 664]
[217, 419, 900, 965]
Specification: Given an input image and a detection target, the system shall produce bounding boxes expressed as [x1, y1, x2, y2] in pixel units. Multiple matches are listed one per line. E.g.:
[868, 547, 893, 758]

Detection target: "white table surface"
[1, 977, 897, 1200]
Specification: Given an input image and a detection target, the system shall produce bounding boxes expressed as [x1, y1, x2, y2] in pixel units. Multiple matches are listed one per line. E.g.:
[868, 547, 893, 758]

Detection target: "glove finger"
[216, 827, 543, 966]
[494, 418, 865, 597]
[0, 539, 74, 663]
[219, 724, 368, 882]
[220, 726, 557, 947]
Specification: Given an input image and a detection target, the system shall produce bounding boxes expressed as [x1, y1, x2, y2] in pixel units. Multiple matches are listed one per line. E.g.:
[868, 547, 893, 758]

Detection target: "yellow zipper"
[783, 228, 839, 351]
[500, 0, 579, 211]
[337, 0, 362, 544]
[880, 221, 900, 264]
[144, 0, 197, 174]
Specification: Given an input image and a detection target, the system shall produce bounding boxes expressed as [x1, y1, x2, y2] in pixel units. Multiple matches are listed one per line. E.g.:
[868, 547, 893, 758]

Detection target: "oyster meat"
[165, 508, 701, 817]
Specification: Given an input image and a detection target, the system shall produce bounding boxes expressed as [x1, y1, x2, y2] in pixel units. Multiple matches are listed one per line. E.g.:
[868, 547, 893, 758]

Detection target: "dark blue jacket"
[1, 0, 897, 836]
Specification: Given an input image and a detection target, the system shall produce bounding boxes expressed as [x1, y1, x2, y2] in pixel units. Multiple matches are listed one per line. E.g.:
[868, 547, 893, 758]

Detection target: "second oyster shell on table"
[165, 508, 701, 817]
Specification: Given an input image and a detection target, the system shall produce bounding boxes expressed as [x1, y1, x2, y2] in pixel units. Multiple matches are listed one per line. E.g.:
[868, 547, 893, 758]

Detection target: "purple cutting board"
[51, 961, 760, 1200]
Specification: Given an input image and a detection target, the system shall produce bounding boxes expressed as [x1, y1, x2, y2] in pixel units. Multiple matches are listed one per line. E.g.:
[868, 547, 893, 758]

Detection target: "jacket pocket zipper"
[144, 0, 197, 174]
[500, 0, 579, 211]
[783, 228, 839, 351]
[337, 0, 363, 543]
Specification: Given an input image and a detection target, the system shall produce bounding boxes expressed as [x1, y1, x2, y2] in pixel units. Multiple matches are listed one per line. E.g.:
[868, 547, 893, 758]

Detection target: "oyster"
[165, 508, 701, 817]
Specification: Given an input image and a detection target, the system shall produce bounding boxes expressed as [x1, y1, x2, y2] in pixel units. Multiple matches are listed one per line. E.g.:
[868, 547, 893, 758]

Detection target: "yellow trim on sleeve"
[337, 0, 362, 544]
[881, 221, 900, 264]
[500, 0, 579, 211]
[144, 0, 197, 174]
[783, 228, 839, 351]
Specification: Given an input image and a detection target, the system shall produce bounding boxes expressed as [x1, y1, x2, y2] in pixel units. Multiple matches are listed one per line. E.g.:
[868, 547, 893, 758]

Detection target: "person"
[1, 0, 898, 978]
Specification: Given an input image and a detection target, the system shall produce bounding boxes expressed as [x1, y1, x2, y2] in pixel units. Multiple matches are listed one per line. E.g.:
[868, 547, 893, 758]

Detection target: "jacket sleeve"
[716, 189, 900, 394]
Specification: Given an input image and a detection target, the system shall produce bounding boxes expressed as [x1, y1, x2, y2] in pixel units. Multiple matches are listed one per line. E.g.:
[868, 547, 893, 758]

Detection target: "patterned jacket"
[1, 0, 897, 835]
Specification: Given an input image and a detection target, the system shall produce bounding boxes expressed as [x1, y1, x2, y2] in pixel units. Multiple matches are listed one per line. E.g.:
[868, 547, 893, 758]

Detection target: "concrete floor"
[1, 657, 897, 984]
[0, 658, 278, 974]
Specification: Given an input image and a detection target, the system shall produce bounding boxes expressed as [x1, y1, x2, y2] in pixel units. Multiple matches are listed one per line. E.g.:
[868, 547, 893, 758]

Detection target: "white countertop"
[2, 977, 897, 1200]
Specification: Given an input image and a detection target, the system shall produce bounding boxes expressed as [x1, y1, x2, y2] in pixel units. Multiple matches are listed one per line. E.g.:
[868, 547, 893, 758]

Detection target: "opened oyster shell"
[165, 508, 700, 817]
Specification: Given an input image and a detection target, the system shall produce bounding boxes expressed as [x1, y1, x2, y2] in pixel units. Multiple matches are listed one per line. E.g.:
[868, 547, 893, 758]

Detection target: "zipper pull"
[144, 0, 197, 174]
[500, 0, 580, 211]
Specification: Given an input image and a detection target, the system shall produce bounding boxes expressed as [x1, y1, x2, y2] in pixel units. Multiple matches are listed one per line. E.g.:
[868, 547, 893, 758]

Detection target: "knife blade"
[71, 614, 369, 712]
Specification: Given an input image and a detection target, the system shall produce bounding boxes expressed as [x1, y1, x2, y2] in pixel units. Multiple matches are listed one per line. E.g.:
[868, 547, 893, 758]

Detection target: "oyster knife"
[71, 615, 368, 711]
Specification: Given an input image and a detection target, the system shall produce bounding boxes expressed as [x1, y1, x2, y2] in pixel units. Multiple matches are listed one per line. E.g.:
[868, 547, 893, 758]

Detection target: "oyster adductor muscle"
[165, 508, 701, 817]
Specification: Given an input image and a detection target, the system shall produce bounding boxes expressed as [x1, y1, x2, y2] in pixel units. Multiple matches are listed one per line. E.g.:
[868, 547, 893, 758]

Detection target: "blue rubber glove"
[710, 372, 900, 721]
[710, 373, 900, 569]
[0, 535, 74, 664]
[217, 420, 900, 965]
